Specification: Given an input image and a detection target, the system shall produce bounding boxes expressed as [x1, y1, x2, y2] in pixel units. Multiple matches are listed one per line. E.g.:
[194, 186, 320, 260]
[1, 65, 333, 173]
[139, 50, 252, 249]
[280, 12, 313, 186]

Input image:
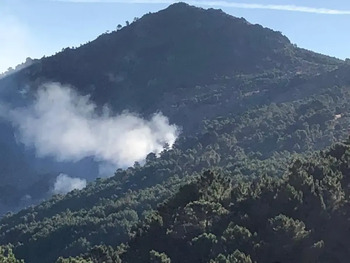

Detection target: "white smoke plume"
[53, 173, 87, 194]
[8, 83, 179, 169]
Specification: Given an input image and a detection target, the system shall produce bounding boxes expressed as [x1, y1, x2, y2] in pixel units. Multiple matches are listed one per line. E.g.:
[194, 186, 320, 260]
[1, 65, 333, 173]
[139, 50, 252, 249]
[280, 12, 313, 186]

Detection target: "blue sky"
[1, 0, 350, 73]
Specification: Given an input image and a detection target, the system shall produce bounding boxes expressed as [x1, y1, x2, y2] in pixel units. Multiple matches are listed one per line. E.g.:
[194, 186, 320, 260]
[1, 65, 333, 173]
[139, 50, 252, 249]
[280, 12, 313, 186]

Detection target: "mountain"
[1, 3, 350, 263]
[1, 3, 342, 126]
[0, 2, 346, 216]
[115, 140, 350, 263]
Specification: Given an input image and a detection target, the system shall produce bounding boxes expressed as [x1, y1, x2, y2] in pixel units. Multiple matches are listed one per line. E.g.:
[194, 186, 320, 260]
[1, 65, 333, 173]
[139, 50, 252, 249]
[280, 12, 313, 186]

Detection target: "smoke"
[53, 173, 87, 194]
[7, 83, 179, 170]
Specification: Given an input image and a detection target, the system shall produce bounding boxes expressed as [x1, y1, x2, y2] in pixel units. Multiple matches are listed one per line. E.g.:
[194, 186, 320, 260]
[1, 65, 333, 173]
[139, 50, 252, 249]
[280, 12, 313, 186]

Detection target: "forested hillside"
[116, 140, 350, 263]
[0, 3, 350, 263]
[5, 139, 348, 263]
[0, 2, 346, 215]
[2, 3, 342, 130]
[1, 85, 350, 262]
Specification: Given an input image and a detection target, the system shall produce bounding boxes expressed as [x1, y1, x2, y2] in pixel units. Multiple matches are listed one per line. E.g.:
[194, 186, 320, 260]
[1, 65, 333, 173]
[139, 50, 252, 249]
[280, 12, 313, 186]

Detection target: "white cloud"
[53, 173, 87, 194]
[51, 0, 350, 15]
[7, 83, 179, 169]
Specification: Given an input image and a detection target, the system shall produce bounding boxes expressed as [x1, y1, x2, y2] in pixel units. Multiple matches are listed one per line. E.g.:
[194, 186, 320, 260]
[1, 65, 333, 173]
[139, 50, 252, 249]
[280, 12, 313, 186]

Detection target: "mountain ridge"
[1, 2, 342, 114]
[0, 1, 344, 216]
[0, 3, 350, 262]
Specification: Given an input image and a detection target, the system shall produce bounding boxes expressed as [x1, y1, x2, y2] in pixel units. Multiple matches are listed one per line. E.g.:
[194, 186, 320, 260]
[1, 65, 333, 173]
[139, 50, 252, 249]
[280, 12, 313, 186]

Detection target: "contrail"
[50, 0, 350, 15]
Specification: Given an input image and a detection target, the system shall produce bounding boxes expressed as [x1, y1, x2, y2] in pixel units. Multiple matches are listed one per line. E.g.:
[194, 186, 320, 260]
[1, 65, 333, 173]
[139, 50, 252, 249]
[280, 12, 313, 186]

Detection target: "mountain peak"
[0, 3, 347, 263]
[165, 1, 191, 9]
[1, 3, 340, 116]
[156, 1, 250, 25]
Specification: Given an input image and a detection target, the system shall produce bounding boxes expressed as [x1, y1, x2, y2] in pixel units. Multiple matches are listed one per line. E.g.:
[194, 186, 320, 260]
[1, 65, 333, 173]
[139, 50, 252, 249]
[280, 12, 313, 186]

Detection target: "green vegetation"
[82, 140, 350, 263]
[0, 2, 345, 213]
[1, 86, 350, 262]
[0, 245, 23, 263]
[0, 3, 350, 263]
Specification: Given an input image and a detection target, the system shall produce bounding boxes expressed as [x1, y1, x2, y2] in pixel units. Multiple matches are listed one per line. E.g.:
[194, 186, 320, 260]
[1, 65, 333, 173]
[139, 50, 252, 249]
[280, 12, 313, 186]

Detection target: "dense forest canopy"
[0, 3, 350, 263]
[0, 1, 346, 215]
[117, 140, 350, 263]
